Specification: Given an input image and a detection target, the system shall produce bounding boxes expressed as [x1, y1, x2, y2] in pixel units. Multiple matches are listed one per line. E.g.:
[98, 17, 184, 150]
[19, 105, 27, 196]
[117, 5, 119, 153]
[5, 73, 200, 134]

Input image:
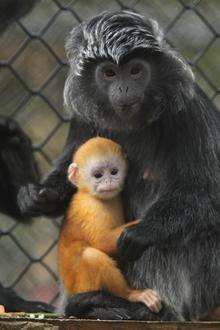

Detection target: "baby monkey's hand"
[129, 289, 162, 313]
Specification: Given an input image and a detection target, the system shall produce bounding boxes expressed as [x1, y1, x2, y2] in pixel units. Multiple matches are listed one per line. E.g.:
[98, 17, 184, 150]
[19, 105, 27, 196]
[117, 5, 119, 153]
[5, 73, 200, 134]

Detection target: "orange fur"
[58, 137, 161, 312]
[73, 137, 125, 169]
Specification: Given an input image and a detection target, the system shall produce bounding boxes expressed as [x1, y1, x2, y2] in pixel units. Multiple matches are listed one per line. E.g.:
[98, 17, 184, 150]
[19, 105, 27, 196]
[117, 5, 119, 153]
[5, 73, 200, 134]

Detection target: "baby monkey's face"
[85, 155, 127, 199]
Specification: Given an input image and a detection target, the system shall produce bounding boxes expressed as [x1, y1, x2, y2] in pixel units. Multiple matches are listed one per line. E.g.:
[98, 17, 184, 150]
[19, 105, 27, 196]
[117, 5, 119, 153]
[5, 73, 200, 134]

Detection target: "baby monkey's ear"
[68, 163, 78, 186]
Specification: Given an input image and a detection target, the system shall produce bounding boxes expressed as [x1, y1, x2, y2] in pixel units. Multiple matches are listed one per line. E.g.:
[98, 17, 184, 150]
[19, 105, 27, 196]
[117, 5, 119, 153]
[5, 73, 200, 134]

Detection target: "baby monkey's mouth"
[99, 188, 117, 193]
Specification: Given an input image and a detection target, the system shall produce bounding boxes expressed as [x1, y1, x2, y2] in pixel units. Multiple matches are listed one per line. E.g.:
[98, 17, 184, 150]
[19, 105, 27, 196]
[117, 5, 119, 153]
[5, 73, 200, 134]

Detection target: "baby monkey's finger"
[142, 296, 158, 313]
[147, 291, 162, 312]
[142, 290, 162, 313]
[147, 298, 161, 313]
[146, 289, 159, 298]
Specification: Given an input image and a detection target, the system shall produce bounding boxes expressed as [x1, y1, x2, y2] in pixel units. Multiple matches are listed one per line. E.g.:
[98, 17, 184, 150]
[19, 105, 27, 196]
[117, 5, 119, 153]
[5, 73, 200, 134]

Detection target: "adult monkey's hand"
[18, 183, 61, 217]
[17, 120, 93, 218]
[117, 222, 148, 261]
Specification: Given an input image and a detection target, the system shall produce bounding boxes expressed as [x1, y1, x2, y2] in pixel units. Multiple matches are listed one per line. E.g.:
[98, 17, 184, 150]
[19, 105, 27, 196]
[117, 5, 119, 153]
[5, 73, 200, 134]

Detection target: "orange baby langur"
[58, 137, 161, 313]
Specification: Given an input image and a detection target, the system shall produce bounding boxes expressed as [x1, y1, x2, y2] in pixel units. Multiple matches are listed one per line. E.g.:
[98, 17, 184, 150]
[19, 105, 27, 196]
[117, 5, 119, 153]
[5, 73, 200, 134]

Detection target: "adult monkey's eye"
[104, 68, 116, 78]
[94, 172, 103, 179]
[130, 65, 141, 75]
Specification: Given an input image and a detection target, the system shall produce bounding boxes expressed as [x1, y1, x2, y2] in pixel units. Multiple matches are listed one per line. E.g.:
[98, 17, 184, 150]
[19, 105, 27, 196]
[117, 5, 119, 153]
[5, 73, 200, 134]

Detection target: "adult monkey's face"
[64, 11, 194, 131]
[95, 58, 151, 120]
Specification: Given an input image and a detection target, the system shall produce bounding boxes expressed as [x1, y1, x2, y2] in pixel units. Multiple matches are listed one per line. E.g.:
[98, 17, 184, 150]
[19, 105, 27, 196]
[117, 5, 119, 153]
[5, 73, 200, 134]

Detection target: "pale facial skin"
[68, 155, 127, 200]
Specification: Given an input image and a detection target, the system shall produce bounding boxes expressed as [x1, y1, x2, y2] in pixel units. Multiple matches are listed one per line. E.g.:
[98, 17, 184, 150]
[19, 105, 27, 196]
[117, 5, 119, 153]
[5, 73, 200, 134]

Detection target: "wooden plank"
[1, 319, 220, 330]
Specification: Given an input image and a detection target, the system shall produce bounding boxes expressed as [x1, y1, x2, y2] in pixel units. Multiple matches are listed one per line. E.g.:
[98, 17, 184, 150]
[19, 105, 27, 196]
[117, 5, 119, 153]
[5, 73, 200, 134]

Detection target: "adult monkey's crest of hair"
[65, 11, 167, 76]
[65, 10, 193, 78]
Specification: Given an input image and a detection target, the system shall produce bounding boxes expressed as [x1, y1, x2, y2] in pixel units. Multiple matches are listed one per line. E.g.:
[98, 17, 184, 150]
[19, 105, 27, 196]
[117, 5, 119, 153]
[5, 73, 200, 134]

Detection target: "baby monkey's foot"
[128, 289, 162, 313]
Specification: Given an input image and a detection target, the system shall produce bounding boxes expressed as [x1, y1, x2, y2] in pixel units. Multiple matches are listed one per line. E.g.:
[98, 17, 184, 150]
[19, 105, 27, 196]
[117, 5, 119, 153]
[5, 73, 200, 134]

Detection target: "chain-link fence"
[0, 0, 219, 306]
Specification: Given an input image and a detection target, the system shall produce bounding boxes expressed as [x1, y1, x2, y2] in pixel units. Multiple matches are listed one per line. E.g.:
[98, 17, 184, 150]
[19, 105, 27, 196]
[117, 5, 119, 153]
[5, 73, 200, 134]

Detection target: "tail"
[0, 284, 54, 313]
[65, 291, 178, 320]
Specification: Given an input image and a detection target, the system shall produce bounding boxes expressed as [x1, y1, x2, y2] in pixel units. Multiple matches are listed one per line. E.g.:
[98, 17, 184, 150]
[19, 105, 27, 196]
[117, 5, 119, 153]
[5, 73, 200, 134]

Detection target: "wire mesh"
[0, 0, 219, 305]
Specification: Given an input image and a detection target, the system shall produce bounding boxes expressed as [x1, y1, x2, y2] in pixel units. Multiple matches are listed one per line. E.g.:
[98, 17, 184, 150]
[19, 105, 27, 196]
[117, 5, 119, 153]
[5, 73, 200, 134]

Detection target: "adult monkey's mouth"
[115, 101, 142, 119]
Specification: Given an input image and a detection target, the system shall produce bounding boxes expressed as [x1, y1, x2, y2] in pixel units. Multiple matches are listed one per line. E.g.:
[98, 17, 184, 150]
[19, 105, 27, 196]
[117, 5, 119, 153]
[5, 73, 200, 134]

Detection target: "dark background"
[0, 0, 219, 306]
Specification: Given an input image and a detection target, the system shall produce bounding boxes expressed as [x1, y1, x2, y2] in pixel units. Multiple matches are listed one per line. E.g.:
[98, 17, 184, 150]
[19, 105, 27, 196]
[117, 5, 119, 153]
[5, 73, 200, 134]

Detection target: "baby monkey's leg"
[75, 247, 161, 313]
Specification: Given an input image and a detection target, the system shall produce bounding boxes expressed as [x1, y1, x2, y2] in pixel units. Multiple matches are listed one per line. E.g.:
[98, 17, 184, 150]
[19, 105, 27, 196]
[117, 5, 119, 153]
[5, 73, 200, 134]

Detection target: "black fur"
[0, 116, 39, 221]
[65, 291, 177, 320]
[18, 11, 220, 320]
[0, 1, 54, 313]
[0, 117, 54, 312]
[0, 283, 54, 313]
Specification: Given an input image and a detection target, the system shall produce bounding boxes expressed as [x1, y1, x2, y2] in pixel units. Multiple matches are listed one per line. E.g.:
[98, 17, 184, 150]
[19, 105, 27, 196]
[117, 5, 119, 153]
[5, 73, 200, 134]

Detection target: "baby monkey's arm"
[95, 220, 140, 256]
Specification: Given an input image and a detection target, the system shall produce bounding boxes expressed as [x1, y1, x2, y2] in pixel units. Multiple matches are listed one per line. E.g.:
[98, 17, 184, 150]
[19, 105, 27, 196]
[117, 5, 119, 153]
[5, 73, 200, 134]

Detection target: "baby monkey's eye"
[111, 168, 118, 175]
[94, 172, 103, 179]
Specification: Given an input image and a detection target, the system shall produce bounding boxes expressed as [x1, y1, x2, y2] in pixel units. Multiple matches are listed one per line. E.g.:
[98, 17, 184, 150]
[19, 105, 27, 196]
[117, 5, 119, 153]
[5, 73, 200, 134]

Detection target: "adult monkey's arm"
[118, 189, 218, 260]
[18, 120, 95, 217]
[118, 92, 220, 261]
[0, 116, 39, 221]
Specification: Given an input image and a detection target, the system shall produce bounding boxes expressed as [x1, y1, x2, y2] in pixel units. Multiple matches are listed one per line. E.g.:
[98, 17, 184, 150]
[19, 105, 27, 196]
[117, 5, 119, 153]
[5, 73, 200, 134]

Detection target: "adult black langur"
[0, 1, 54, 313]
[0, 116, 39, 221]
[0, 117, 53, 313]
[18, 11, 220, 320]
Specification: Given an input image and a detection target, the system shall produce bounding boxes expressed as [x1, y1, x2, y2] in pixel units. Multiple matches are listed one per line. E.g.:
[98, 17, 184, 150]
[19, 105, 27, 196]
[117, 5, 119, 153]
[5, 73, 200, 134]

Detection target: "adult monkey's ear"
[68, 163, 79, 186]
[149, 19, 164, 45]
[65, 24, 85, 74]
